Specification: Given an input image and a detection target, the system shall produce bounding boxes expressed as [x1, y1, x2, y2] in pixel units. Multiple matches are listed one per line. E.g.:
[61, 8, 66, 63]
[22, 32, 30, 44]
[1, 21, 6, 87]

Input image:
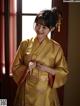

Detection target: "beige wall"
[64, 3, 80, 106]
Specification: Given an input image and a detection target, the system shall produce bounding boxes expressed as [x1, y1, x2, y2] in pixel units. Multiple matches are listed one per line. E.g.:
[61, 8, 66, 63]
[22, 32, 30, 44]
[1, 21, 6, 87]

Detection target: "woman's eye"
[43, 26, 47, 29]
[36, 24, 41, 27]
[36, 23, 40, 26]
[43, 26, 45, 28]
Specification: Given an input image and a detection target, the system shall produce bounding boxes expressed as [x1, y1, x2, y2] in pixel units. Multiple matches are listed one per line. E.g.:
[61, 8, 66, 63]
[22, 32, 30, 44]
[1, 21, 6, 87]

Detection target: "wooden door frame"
[52, 0, 69, 105]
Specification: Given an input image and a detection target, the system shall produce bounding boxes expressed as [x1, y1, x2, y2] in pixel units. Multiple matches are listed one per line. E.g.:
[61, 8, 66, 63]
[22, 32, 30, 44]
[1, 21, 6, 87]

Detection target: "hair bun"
[34, 7, 62, 29]
[51, 7, 62, 19]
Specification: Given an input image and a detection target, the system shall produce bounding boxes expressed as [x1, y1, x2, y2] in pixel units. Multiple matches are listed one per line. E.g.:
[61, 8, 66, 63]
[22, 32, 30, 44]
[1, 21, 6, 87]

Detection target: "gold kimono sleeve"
[53, 46, 69, 88]
[12, 41, 28, 85]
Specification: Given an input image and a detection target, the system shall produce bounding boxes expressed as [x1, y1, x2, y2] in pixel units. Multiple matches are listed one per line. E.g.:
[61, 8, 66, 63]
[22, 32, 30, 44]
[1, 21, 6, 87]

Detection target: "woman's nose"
[38, 26, 43, 32]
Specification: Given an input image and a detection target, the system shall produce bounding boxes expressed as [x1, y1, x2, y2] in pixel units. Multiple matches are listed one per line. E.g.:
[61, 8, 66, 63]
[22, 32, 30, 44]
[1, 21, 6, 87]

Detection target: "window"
[22, 0, 52, 40]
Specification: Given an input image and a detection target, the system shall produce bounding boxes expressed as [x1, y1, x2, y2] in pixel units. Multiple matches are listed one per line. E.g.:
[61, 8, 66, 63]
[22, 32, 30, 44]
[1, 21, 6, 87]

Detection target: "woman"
[12, 7, 69, 106]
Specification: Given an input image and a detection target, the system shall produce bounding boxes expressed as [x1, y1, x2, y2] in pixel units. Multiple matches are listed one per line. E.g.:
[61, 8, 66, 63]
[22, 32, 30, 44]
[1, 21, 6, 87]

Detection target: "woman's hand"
[36, 63, 47, 72]
[28, 60, 36, 71]
[36, 62, 56, 75]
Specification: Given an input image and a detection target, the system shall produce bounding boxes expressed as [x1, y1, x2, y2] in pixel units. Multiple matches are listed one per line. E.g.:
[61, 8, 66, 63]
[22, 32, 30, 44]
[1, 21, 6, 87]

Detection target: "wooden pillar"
[17, 0, 22, 48]
[4, 0, 10, 75]
[52, 0, 69, 57]
[52, 0, 69, 105]
[0, 0, 5, 79]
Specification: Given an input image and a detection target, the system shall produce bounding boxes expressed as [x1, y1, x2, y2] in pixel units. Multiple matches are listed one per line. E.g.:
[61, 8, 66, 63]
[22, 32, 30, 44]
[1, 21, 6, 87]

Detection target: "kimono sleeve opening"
[12, 40, 29, 85]
[53, 46, 69, 88]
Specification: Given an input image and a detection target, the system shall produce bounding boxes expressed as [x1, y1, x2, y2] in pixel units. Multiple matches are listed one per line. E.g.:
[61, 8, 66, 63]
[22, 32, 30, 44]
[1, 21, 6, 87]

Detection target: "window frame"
[17, 0, 52, 47]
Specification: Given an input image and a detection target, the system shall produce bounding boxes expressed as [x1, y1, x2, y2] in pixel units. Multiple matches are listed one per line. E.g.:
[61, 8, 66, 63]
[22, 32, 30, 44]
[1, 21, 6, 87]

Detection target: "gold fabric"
[12, 37, 69, 106]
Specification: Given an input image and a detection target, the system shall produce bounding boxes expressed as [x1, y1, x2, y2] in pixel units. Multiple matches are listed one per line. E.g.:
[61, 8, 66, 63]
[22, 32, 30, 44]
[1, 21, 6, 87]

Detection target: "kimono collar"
[34, 36, 49, 45]
[30, 36, 50, 55]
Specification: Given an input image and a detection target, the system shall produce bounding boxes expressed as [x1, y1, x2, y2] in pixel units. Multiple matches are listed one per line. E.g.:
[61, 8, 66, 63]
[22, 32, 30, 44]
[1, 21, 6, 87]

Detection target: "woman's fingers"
[28, 61, 36, 71]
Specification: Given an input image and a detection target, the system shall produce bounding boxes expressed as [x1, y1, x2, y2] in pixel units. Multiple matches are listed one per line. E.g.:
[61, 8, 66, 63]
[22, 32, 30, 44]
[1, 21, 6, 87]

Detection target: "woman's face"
[35, 23, 50, 41]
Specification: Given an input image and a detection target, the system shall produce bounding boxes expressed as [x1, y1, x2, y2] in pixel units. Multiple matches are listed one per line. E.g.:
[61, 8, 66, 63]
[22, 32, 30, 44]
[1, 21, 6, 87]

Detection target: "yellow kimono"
[12, 37, 69, 106]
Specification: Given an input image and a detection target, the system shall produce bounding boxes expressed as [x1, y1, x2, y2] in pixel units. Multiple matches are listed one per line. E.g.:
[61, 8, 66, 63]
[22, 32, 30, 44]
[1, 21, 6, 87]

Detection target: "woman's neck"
[37, 36, 46, 43]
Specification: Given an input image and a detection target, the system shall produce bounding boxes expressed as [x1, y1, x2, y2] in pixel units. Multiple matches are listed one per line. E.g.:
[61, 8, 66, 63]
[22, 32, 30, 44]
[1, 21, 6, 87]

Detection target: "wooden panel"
[52, 0, 69, 105]
[52, 0, 68, 57]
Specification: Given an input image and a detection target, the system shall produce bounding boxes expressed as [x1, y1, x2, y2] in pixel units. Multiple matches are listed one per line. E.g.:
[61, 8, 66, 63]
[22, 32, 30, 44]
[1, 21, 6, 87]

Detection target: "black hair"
[35, 7, 62, 29]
